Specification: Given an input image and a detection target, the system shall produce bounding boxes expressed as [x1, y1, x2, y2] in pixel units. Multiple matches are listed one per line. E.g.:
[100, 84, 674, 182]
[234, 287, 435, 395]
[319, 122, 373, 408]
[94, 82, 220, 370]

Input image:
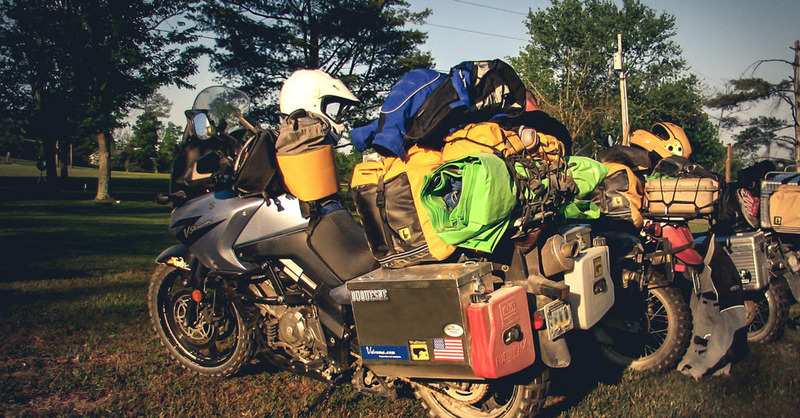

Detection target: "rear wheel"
[599, 286, 691, 372]
[413, 367, 549, 417]
[148, 264, 255, 377]
[745, 281, 790, 343]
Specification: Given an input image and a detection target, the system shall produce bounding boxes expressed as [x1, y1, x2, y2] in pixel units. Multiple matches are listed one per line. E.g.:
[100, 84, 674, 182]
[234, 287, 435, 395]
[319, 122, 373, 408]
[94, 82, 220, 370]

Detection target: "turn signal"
[532, 313, 545, 330]
[191, 289, 203, 302]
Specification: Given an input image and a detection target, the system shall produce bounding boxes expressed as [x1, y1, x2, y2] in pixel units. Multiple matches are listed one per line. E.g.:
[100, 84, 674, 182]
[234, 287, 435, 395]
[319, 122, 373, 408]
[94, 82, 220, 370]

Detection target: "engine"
[272, 306, 327, 362]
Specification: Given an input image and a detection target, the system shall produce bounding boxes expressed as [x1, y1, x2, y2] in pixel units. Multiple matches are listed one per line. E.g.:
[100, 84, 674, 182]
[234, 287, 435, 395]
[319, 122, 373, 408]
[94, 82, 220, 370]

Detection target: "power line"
[422, 23, 527, 42]
[449, 0, 527, 16]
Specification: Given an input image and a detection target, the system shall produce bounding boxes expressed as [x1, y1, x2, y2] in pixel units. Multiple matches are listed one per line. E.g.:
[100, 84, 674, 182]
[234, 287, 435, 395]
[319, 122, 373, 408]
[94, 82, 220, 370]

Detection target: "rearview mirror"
[192, 113, 215, 140]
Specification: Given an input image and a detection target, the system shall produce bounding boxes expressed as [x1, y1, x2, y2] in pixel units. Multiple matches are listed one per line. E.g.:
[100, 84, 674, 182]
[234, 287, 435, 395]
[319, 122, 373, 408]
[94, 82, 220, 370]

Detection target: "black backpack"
[233, 129, 284, 198]
[405, 59, 526, 150]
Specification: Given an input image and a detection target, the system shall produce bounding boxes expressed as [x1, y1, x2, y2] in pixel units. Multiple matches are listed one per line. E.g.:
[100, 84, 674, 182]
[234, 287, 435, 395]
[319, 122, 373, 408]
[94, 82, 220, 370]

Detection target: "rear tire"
[148, 264, 255, 377]
[745, 281, 790, 343]
[413, 367, 549, 417]
[599, 286, 691, 373]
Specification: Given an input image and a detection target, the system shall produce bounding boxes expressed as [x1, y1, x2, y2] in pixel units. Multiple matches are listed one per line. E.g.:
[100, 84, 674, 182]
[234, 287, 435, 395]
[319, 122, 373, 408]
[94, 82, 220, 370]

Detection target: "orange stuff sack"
[351, 146, 455, 267]
[276, 110, 339, 201]
[441, 122, 526, 162]
[277, 145, 338, 201]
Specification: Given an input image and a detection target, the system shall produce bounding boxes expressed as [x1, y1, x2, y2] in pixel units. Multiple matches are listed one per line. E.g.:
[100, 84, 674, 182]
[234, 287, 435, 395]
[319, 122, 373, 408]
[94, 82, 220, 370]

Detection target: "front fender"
[155, 244, 193, 270]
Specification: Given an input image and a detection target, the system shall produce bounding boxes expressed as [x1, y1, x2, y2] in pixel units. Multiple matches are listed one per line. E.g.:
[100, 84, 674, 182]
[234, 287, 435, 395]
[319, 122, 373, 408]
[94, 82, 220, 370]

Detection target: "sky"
[161, 0, 800, 143]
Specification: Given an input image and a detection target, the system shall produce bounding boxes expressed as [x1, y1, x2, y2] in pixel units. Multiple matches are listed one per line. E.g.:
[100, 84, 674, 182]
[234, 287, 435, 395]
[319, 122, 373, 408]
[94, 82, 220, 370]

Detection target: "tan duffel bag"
[769, 184, 800, 233]
[644, 177, 719, 218]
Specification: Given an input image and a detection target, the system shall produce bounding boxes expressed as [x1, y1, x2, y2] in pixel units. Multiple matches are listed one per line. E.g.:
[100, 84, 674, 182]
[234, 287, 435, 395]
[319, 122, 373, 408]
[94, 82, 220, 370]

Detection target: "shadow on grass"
[540, 332, 627, 417]
[0, 280, 147, 314]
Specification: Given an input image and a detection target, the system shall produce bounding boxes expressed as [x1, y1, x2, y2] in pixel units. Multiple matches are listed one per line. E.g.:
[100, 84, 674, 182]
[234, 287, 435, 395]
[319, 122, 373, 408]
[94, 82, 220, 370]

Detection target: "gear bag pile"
[350, 146, 456, 268]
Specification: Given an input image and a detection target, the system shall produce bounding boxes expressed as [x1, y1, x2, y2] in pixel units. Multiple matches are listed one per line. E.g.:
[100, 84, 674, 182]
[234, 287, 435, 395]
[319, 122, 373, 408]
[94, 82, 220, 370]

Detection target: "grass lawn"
[1, 168, 800, 416]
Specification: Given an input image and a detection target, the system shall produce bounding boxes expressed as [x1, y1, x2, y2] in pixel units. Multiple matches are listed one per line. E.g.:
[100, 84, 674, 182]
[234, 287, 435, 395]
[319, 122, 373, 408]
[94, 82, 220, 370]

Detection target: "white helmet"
[279, 69, 359, 134]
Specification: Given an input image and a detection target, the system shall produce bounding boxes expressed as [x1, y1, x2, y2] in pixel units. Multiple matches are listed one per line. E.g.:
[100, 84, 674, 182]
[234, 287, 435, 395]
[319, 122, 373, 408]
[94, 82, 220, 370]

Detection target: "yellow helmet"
[629, 122, 692, 159]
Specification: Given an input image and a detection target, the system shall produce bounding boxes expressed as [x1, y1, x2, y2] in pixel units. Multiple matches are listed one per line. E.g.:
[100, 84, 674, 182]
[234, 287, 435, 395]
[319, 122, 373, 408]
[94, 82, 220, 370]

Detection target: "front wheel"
[148, 264, 255, 377]
[598, 286, 691, 372]
[413, 367, 549, 417]
[745, 281, 791, 343]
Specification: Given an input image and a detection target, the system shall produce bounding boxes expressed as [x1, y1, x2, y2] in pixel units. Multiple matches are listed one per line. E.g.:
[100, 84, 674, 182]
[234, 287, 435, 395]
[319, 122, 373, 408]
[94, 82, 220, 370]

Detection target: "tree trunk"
[793, 40, 799, 172]
[94, 131, 113, 201]
[42, 136, 59, 184]
[59, 142, 69, 178]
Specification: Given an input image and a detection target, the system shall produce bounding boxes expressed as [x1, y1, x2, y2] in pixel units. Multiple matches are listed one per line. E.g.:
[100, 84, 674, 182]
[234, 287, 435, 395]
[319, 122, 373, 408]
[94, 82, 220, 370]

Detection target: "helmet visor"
[321, 96, 358, 124]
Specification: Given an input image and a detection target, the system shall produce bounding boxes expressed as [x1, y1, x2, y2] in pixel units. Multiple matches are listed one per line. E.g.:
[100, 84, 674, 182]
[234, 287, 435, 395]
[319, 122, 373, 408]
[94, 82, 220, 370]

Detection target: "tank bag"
[233, 129, 284, 198]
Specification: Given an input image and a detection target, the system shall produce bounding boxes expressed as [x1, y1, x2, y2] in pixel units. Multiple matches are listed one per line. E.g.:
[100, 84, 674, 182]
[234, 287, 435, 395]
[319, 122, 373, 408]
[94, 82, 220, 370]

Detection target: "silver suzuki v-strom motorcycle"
[149, 87, 615, 417]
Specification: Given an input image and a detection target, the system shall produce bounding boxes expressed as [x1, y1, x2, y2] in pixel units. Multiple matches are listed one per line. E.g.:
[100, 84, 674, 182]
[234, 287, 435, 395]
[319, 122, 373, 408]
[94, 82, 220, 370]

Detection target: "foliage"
[511, 0, 723, 167]
[706, 60, 798, 163]
[0, 0, 203, 198]
[126, 94, 173, 173]
[334, 146, 363, 184]
[157, 122, 183, 174]
[197, 0, 433, 126]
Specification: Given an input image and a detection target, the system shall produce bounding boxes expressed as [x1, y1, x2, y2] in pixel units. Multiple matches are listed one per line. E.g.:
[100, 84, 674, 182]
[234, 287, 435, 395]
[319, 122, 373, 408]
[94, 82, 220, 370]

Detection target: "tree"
[0, 0, 202, 199]
[706, 41, 799, 166]
[510, 0, 723, 166]
[156, 122, 183, 173]
[197, 0, 433, 126]
[130, 94, 172, 173]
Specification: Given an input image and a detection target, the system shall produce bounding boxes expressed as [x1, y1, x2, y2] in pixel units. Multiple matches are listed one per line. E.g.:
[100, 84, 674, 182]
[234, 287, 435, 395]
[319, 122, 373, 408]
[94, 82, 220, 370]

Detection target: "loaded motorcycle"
[712, 166, 800, 343]
[593, 218, 695, 372]
[149, 87, 616, 417]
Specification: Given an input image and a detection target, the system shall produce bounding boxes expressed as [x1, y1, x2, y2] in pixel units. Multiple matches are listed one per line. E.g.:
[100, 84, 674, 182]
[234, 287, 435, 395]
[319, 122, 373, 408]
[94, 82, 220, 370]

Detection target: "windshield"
[192, 86, 251, 129]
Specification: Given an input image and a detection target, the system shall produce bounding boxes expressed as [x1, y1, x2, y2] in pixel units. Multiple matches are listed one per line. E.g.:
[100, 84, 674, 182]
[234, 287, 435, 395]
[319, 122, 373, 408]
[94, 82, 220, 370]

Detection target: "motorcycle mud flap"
[677, 238, 748, 379]
[535, 295, 571, 368]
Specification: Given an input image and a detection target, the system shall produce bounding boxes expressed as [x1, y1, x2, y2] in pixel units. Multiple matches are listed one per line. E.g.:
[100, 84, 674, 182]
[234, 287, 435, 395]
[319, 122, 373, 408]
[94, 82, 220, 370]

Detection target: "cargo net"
[645, 177, 719, 219]
[503, 152, 574, 237]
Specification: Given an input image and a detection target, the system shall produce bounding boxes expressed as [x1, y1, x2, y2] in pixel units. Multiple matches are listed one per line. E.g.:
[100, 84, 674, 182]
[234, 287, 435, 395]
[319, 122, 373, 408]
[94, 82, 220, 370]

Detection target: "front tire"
[599, 286, 691, 372]
[148, 264, 255, 377]
[745, 281, 790, 343]
[413, 367, 549, 417]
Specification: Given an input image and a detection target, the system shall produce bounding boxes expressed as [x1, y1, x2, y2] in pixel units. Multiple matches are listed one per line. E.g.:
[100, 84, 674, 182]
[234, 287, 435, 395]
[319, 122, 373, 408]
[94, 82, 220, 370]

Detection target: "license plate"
[543, 299, 573, 341]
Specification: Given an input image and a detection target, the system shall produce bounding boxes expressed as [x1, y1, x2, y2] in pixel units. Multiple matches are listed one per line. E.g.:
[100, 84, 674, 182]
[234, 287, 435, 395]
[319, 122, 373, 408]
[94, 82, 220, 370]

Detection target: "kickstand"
[298, 374, 346, 417]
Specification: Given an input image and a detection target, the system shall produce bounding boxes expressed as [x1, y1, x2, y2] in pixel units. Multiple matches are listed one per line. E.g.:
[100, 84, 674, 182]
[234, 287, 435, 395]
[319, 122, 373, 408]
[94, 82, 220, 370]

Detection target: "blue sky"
[162, 0, 800, 142]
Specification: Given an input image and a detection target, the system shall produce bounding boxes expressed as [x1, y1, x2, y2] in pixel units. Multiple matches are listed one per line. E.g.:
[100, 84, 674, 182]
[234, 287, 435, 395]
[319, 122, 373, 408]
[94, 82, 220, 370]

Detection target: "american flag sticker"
[432, 337, 465, 361]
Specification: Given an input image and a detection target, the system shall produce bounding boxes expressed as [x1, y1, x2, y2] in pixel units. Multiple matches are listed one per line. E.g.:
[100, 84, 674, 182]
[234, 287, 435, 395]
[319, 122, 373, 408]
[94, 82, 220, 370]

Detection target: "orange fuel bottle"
[467, 285, 536, 378]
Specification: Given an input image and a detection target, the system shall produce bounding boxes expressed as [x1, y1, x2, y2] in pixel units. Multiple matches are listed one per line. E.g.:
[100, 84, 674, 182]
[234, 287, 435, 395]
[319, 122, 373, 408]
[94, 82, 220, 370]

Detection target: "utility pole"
[793, 40, 799, 172]
[613, 33, 630, 145]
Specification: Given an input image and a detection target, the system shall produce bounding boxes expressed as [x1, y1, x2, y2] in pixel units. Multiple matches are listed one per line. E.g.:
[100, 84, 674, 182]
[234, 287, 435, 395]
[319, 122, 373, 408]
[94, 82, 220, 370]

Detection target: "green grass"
[0, 159, 170, 201]
[1, 178, 800, 416]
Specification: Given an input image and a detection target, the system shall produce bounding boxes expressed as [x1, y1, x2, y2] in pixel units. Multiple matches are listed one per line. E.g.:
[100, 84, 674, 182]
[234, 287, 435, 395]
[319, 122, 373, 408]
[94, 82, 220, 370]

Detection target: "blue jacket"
[351, 69, 445, 160]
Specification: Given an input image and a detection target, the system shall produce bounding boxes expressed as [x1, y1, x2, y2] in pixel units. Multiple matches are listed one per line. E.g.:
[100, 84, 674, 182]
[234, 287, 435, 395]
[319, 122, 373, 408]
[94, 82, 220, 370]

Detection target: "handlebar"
[155, 191, 187, 206]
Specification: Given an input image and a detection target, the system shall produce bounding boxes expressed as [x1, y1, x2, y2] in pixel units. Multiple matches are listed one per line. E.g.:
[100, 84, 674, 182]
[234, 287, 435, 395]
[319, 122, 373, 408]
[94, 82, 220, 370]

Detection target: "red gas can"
[467, 285, 536, 378]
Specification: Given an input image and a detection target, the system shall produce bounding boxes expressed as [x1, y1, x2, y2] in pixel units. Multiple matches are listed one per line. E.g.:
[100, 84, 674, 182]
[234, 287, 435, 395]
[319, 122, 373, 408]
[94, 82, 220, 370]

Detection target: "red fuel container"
[467, 285, 536, 378]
